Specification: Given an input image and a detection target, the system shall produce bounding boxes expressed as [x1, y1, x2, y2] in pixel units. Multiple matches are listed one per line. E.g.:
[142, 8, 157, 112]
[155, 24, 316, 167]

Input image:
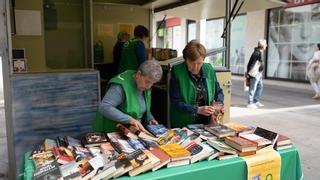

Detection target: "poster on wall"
[118, 23, 134, 39]
[267, 3, 320, 81]
[97, 24, 113, 37]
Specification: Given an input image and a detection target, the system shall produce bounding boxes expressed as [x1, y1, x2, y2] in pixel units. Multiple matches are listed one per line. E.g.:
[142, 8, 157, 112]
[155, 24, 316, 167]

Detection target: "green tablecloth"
[20, 147, 303, 180]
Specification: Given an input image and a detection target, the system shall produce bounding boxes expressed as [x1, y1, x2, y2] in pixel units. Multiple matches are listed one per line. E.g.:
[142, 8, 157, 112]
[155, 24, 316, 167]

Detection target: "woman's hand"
[149, 119, 158, 125]
[197, 106, 215, 116]
[129, 118, 147, 133]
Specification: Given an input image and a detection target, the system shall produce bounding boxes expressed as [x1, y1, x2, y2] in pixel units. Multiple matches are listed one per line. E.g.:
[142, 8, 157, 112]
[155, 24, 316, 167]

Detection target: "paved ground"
[0, 76, 319, 179]
[231, 76, 320, 180]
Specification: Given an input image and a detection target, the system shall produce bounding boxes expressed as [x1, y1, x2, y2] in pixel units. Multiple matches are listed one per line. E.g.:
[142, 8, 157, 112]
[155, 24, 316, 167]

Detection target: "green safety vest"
[92, 70, 152, 132]
[118, 38, 141, 73]
[170, 62, 216, 128]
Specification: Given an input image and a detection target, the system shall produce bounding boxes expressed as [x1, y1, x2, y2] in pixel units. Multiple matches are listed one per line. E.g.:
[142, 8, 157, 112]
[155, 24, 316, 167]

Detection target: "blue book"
[146, 124, 168, 137]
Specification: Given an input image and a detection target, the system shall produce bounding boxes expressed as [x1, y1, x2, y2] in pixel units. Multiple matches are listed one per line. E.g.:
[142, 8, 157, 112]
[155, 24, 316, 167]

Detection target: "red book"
[149, 147, 171, 171]
[53, 146, 74, 164]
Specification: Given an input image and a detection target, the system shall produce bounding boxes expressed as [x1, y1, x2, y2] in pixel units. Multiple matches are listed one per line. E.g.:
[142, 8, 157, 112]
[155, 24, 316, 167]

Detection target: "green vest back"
[118, 38, 140, 73]
[92, 70, 152, 132]
[170, 63, 216, 128]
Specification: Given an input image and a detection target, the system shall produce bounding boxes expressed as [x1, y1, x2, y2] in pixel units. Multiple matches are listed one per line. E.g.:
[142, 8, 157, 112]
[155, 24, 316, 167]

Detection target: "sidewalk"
[230, 76, 320, 180]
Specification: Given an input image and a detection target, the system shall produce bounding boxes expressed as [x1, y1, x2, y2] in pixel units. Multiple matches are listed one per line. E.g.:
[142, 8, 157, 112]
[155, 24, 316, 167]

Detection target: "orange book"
[150, 147, 171, 171]
[159, 143, 191, 161]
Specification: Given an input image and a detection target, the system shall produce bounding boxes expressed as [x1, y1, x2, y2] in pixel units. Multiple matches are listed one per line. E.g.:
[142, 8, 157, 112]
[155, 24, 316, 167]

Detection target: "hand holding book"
[210, 102, 224, 124]
[129, 118, 148, 134]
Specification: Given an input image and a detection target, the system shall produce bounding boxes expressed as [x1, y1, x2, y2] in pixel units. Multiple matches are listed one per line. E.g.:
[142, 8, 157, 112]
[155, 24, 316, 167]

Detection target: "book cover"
[128, 150, 155, 176]
[29, 144, 46, 160]
[32, 151, 56, 169]
[204, 123, 236, 138]
[187, 124, 204, 129]
[188, 127, 216, 140]
[53, 147, 74, 164]
[276, 134, 291, 146]
[207, 139, 238, 155]
[107, 132, 135, 154]
[239, 134, 272, 147]
[117, 123, 139, 140]
[44, 138, 57, 151]
[59, 160, 81, 180]
[181, 127, 202, 144]
[65, 136, 82, 148]
[82, 132, 108, 147]
[225, 136, 257, 152]
[139, 137, 159, 149]
[127, 138, 147, 150]
[33, 161, 62, 180]
[159, 143, 191, 161]
[224, 123, 255, 135]
[100, 142, 119, 160]
[253, 127, 279, 146]
[156, 129, 176, 145]
[150, 147, 171, 171]
[77, 159, 95, 180]
[56, 136, 68, 148]
[91, 161, 117, 180]
[184, 141, 212, 164]
[146, 124, 168, 137]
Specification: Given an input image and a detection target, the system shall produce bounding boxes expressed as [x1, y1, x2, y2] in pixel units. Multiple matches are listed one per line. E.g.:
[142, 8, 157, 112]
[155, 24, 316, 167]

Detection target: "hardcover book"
[33, 161, 62, 180]
[65, 136, 82, 148]
[188, 127, 216, 140]
[239, 134, 272, 147]
[225, 136, 258, 152]
[204, 123, 236, 138]
[276, 134, 291, 146]
[146, 124, 168, 137]
[253, 127, 279, 146]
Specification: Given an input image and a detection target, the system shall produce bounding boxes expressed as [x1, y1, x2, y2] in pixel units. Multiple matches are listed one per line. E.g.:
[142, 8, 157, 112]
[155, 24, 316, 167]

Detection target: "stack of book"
[276, 134, 292, 150]
[29, 122, 293, 179]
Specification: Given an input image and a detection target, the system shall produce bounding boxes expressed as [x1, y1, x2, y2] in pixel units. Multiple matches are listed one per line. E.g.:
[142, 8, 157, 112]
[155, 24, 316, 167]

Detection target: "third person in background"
[246, 39, 267, 109]
[118, 25, 149, 73]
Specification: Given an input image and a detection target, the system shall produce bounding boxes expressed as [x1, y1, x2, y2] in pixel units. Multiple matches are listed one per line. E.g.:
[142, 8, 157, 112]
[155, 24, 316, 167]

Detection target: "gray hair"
[117, 30, 129, 42]
[138, 60, 163, 82]
[257, 39, 267, 49]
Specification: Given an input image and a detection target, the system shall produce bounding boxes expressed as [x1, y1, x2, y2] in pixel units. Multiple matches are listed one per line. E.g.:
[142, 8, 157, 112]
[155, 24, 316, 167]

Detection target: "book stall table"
[21, 146, 303, 180]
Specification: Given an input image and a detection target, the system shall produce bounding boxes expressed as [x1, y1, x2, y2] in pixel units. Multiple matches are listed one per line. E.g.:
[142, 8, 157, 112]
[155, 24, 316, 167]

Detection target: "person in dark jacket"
[170, 40, 224, 128]
[118, 25, 149, 73]
[246, 39, 267, 108]
[112, 31, 129, 76]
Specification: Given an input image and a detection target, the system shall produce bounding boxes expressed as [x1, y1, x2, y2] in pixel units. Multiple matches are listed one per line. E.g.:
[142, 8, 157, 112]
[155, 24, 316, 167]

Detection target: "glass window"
[267, 3, 320, 81]
[187, 20, 196, 42]
[205, 19, 224, 49]
[44, 0, 88, 69]
[230, 15, 246, 75]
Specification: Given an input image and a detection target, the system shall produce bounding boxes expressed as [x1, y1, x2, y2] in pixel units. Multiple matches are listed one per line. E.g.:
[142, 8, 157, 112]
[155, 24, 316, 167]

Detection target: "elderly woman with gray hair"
[93, 60, 163, 132]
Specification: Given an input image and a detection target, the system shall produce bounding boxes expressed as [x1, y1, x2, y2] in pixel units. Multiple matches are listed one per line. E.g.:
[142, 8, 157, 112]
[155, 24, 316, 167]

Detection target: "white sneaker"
[255, 102, 264, 107]
[247, 104, 258, 109]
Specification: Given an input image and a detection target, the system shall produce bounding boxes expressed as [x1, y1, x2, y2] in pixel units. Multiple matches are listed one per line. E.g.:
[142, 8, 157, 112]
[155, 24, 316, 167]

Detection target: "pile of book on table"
[30, 122, 293, 179]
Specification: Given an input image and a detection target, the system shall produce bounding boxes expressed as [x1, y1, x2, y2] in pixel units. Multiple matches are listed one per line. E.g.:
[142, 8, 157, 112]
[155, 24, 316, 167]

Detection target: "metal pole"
[224, 0, 232, 69]
[1, 0, 15, 179]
